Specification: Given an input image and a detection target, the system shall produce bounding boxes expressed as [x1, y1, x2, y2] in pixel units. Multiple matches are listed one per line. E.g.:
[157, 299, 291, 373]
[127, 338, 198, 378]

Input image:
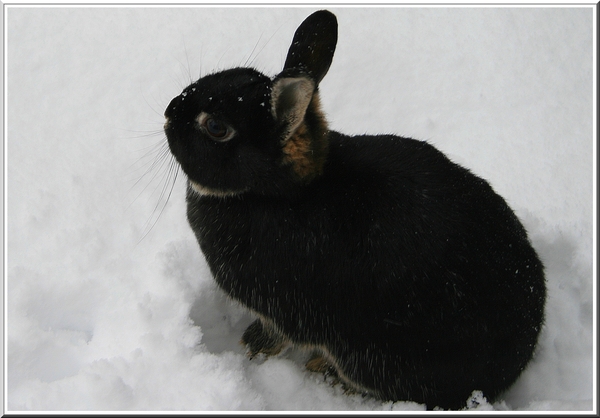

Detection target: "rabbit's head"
[164, 10, 338, 197]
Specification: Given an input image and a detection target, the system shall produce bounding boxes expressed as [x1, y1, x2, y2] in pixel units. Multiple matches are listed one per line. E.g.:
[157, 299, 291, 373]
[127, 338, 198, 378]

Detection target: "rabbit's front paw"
[241, 319, 288, 359]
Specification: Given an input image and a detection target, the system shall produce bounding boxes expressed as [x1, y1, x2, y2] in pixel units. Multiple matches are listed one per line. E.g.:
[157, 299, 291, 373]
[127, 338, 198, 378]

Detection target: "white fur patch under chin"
[189, 180, 247, 198]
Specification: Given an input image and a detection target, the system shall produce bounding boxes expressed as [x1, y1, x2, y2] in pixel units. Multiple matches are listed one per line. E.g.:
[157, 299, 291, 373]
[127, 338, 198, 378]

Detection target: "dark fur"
[165, 10, 546, 410]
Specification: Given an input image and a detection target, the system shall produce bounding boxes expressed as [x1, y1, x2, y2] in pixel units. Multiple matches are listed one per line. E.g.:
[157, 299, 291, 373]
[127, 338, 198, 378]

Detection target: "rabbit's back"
[187, 131, 545, 408]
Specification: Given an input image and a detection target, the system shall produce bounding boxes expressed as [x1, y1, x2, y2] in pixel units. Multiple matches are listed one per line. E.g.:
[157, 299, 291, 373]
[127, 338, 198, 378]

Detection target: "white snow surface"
[5, 5, 595, 413]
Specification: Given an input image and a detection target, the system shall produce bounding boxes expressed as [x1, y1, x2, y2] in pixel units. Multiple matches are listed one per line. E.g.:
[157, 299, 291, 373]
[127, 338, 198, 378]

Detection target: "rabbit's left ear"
[271, 77, 315, 141]
[280, 10, 338, 84]
[271, 11, 336, 140]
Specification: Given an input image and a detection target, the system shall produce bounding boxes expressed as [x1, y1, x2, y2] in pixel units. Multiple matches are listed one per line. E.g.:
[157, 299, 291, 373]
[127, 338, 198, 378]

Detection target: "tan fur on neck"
[281, 93, 329, 182]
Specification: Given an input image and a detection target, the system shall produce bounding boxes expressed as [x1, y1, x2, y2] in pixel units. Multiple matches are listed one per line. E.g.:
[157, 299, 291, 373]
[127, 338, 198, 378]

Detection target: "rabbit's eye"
[197, 113, 235, 142]
[206, 118, 227, 137]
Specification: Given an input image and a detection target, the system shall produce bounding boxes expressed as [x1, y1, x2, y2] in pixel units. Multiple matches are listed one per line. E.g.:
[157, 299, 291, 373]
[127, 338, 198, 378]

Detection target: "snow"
[5, 5, 595, 413]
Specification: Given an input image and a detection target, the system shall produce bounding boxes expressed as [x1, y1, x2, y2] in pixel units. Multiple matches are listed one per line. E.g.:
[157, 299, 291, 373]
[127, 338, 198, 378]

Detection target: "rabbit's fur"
[164, 10, 546, 410]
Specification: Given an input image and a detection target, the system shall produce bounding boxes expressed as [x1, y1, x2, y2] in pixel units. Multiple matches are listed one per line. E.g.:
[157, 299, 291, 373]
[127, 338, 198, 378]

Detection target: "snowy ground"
[5, 5, 595, 412]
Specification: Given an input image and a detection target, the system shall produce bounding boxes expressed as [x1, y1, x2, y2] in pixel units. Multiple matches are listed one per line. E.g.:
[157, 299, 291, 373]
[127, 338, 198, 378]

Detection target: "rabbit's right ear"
[280, 10, 338, 84]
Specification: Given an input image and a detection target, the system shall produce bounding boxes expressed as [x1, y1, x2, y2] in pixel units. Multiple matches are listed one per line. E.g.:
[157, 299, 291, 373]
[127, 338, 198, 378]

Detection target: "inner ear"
[271, 77, 315, 141]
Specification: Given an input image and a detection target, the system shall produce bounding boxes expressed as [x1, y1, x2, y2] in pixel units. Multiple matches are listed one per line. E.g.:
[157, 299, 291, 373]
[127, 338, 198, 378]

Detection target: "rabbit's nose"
[164, 96, 180, 119]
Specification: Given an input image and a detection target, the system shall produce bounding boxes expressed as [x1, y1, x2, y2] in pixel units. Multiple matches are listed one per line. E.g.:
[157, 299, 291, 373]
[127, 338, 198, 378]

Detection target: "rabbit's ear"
[281, 10, 337, 85]
[271, 76, 315, 141]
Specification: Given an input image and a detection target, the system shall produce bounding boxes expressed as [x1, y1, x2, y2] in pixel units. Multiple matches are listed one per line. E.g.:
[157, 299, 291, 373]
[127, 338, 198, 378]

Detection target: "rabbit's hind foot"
[240, 318, 289, 359]
[305, 351, 350, 390]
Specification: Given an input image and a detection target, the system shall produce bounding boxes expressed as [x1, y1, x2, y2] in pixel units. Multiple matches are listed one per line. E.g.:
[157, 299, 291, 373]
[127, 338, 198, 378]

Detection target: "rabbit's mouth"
[188, 180, 249, 198]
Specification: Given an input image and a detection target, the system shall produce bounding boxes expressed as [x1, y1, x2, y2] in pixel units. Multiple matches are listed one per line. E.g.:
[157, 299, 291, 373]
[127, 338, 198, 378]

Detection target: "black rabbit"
[164, 10, 546, 410]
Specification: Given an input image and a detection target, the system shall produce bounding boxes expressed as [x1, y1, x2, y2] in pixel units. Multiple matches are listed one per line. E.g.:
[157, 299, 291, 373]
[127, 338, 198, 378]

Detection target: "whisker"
[125, 139, 173, 218]
[126, 139, 167, 176]
[216, 46, 231, 71]
[246, 19, 290, 69]
[122, 128, 165, 139]
[132, 143, 175, 197]
[243, 32, 264, 67]
[183, 38, 193, 85]
[154, 157, 180, 215]
[137, 156, 181, 243]
[198, 43, 204, 80]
